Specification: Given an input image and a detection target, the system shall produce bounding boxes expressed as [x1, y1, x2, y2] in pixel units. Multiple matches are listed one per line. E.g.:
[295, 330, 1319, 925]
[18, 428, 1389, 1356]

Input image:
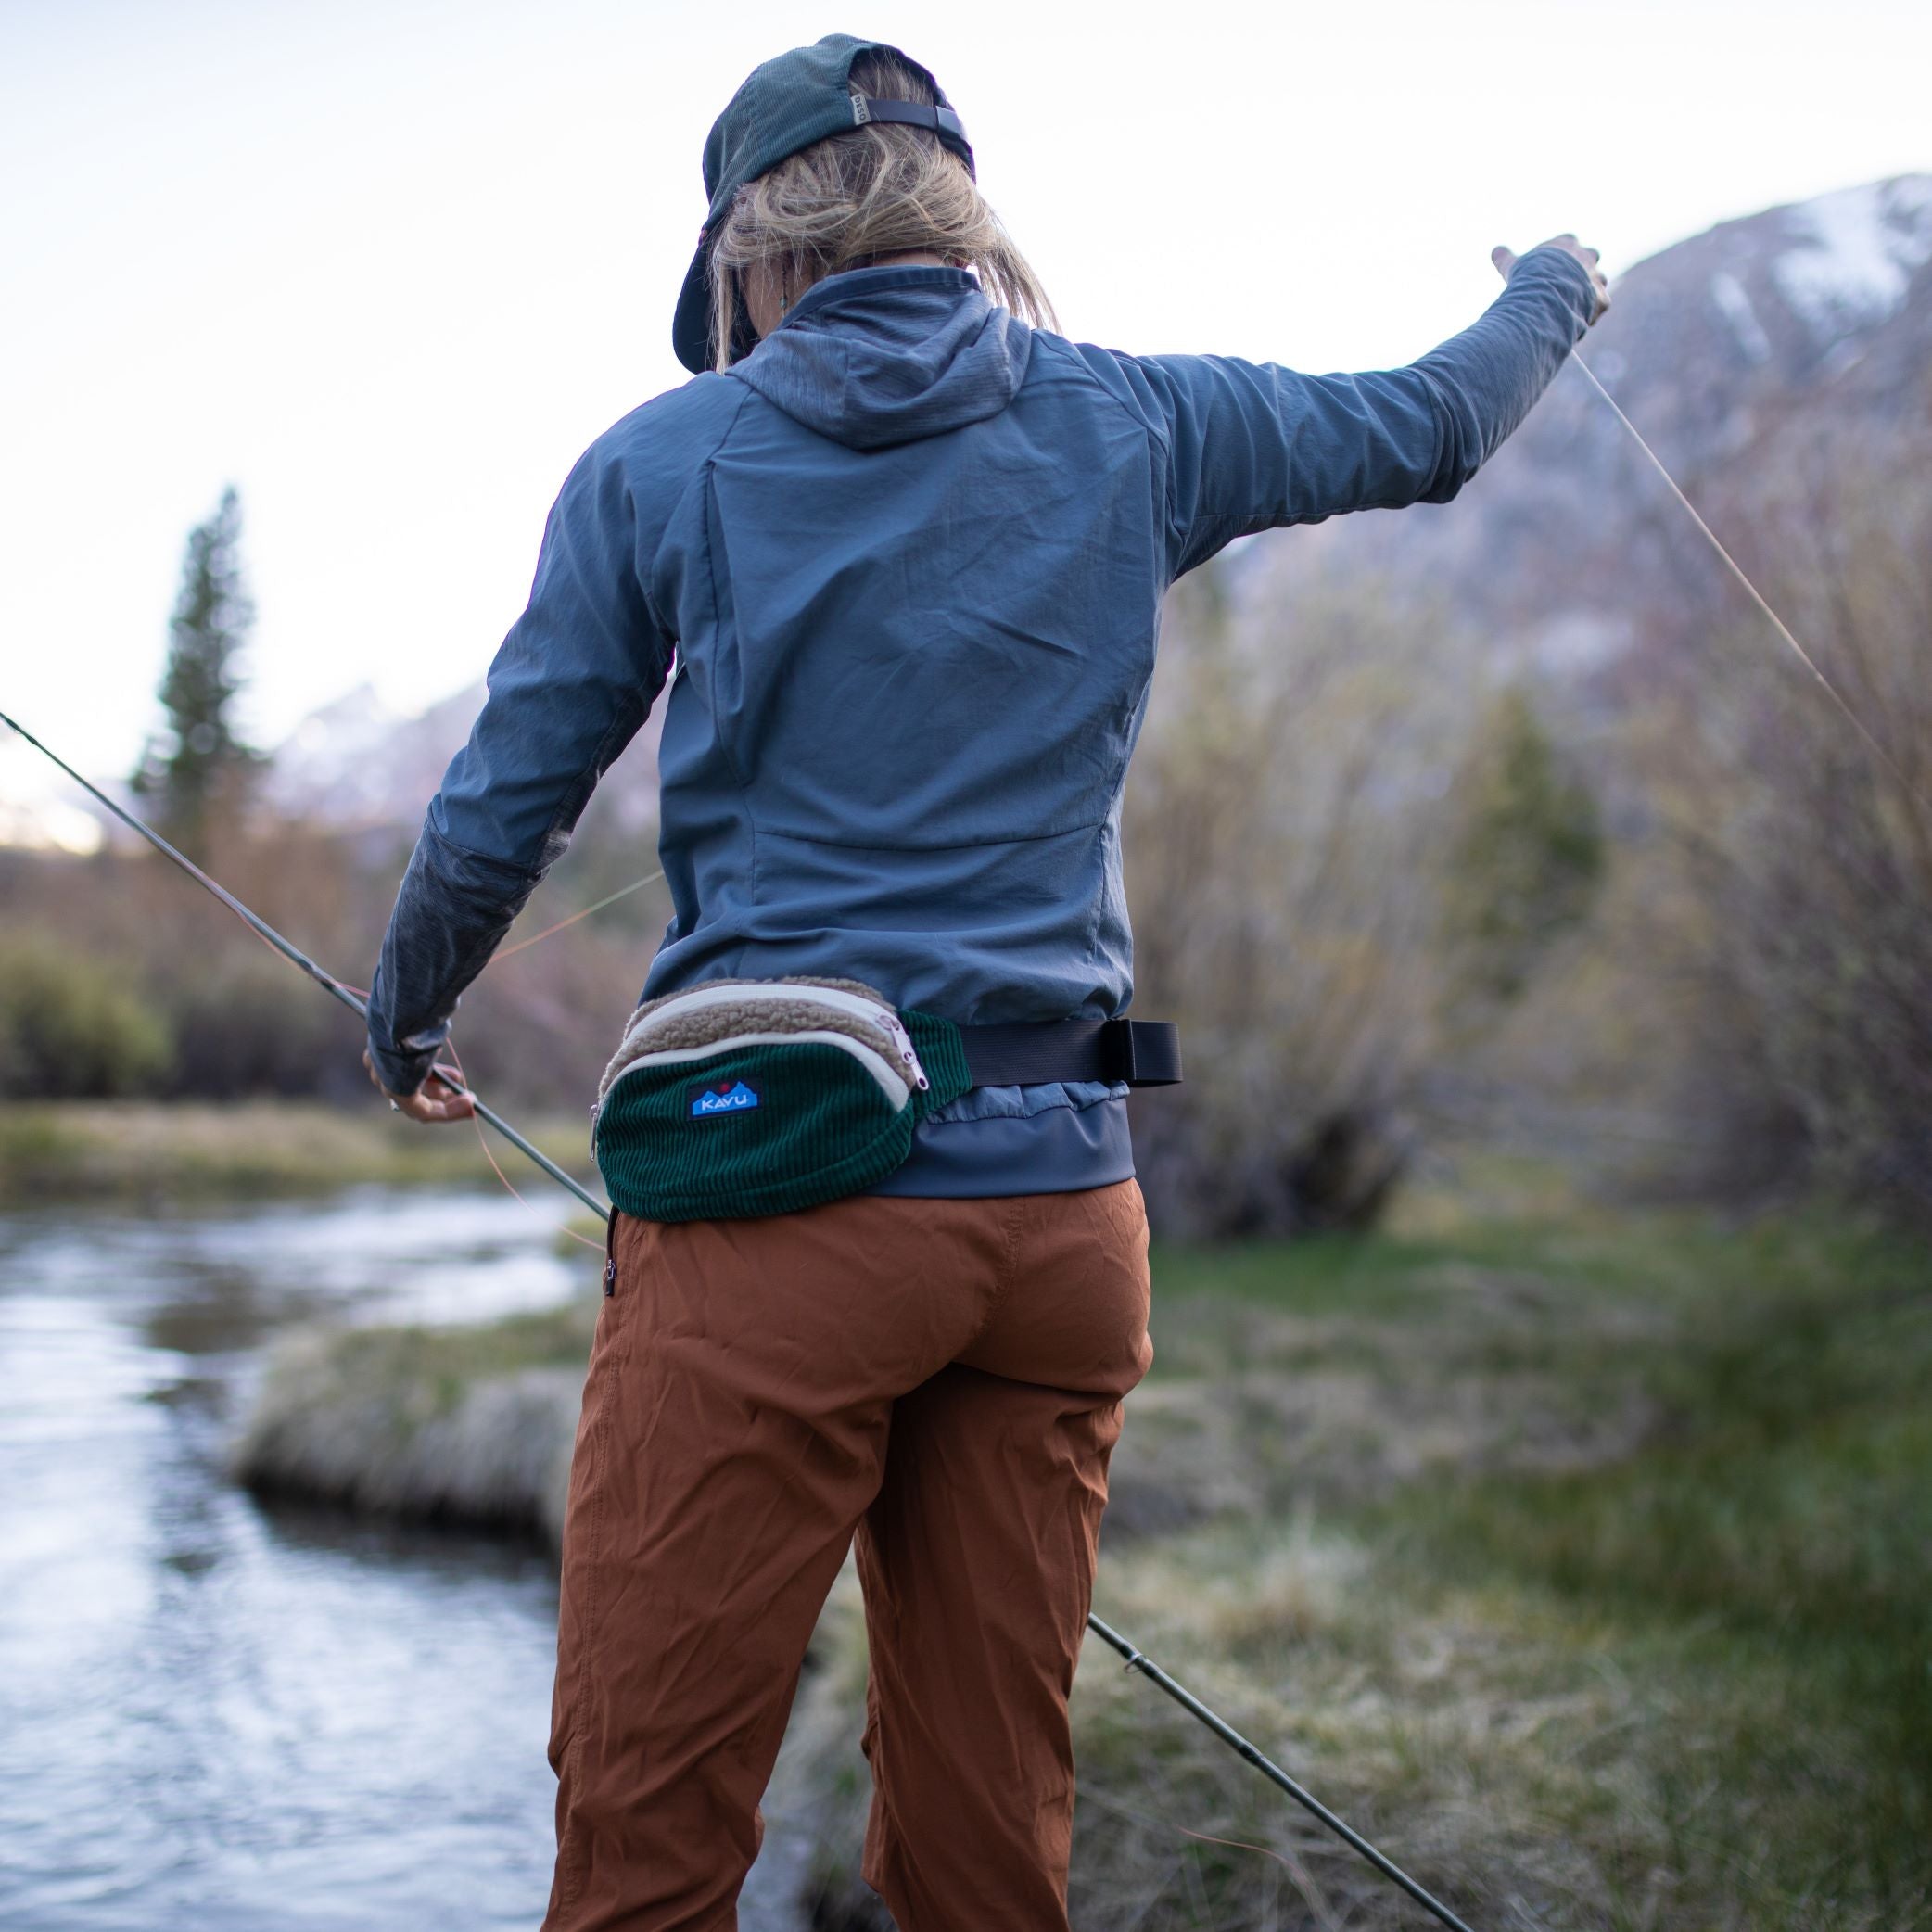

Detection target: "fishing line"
[1565, 347, 1925, 806]
[437, 1031, 605, 1251]
[495, 870, 665, 959]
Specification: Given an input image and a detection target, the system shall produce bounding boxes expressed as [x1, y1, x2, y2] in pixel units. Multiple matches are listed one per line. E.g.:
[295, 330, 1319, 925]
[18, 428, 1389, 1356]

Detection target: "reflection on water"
[0, 1188, 591, 1931]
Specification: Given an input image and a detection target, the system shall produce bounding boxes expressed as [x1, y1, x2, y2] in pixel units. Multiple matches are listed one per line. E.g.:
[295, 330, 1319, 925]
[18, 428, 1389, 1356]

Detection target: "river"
[0, 1187, 592, 1930]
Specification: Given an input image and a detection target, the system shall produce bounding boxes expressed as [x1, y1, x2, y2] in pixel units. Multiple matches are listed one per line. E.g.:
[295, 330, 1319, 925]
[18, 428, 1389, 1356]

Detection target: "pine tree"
[1442, 685, 1604, 1008]
[133, 485, 261, 852]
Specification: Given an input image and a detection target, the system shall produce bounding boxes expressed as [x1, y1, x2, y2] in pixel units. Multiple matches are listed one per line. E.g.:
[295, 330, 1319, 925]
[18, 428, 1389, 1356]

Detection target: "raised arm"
[1104, 239, 1605, 580]
[364, 442, 673, 1104]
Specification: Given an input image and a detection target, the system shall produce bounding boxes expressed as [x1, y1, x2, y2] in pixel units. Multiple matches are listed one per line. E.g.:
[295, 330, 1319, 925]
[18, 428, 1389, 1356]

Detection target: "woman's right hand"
[1491, 234, 1609, 324]
[363, 1049, 477, 1124]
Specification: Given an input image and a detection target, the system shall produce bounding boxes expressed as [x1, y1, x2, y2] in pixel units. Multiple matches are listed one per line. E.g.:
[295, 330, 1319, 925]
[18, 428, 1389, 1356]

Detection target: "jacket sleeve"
[365, 440, 673, 1095]
[1112, 246, 1595, 579]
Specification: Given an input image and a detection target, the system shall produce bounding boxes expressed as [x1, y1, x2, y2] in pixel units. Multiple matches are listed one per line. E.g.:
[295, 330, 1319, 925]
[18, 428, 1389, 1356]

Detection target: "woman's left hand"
[363, 1049, 476, 1124]
[1493, 235, 1610, 324]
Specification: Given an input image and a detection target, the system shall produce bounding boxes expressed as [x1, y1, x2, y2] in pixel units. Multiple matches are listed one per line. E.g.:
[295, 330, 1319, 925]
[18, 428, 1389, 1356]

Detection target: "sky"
[2, 0, 1928, 844]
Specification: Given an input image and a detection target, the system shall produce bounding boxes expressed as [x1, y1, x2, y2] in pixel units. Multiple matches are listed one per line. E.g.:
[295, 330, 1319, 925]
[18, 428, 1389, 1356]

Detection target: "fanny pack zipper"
[617, 984, 929, 1092]
[599, 1028, 915, 1138]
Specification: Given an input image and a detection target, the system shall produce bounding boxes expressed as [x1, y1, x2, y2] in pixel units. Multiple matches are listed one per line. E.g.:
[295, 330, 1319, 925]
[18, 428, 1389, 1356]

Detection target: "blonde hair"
[706, 48, 1055, 372]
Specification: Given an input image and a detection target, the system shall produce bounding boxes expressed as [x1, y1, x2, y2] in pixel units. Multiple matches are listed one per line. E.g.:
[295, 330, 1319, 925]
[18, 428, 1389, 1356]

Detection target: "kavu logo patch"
[690, 1077, 761, 1118]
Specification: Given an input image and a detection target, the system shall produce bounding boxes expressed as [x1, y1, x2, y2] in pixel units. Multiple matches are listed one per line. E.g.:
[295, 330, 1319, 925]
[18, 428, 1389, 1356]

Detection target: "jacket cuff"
[1510, 244, 1598, 331]
[365, 814, 543, 1096]
[365, 985, 443, 1097]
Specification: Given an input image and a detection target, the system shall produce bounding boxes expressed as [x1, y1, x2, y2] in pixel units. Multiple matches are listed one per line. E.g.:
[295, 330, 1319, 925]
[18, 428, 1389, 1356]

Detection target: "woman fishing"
[362, 32, 1606, 1932]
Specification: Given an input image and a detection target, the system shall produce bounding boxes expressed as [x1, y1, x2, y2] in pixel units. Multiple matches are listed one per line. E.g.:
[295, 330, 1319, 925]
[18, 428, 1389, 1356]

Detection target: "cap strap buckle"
[847, 95, 969, 150]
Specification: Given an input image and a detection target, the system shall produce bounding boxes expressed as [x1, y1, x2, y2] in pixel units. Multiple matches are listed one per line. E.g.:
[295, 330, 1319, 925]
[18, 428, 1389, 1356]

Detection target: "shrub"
[155, 953, 358, 1099]
[1124, 572, 1483, 1237]
[0, 939, 173, 1099]
[1620, 457, 1932, 1214]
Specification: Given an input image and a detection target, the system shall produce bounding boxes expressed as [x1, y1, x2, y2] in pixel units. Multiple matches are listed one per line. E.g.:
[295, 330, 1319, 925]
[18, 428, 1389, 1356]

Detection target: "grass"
[0, 1098, 595, 1201]
[778, 1184, 1932, 1930]
[231, 1293, 598, 1542]
[1365, 1218, 1932, 1927]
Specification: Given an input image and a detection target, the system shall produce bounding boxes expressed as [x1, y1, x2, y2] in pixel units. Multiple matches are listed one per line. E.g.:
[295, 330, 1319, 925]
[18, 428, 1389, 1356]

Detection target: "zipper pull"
[603, 1209, 618, 1297]
[874, 1009, 931, 1092]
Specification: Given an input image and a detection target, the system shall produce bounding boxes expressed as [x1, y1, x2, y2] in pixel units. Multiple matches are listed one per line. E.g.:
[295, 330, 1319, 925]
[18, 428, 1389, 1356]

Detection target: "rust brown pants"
[540, 1179, 1152, 1932]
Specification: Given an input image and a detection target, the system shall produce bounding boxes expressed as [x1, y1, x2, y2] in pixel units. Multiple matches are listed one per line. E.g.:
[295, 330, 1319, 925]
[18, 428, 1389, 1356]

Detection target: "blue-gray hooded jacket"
[367, 248, 1595, 1195]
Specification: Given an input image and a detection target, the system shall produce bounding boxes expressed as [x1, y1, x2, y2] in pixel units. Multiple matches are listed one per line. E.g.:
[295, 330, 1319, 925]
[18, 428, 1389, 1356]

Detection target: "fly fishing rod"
[1087, 1614, 1478, 1932]
[5, 699, 1487, 1927]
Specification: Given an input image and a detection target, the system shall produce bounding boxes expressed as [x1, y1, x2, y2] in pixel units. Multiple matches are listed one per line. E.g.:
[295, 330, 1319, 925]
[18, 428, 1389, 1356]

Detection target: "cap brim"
[672, 237, 714, 375]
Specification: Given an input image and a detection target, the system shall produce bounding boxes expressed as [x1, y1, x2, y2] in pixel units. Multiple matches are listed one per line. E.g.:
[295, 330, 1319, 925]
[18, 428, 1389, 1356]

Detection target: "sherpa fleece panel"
[368, 251, 1595, 1194]
[598, 993, 902, 1111]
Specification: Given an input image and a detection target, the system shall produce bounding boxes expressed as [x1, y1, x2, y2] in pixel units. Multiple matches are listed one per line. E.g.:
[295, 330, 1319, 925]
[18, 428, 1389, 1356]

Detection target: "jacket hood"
[729, 264, 1032, 451]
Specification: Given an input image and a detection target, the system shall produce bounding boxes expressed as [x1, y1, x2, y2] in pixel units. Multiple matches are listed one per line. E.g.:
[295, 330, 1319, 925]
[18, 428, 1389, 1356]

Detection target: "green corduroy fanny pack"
[591, 977, 972, 1222]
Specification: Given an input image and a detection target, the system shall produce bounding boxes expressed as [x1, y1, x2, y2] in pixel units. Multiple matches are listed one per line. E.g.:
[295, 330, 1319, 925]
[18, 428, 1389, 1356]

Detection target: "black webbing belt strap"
[957, 1018, 1182, 1089]
[848, 96, 971, 153]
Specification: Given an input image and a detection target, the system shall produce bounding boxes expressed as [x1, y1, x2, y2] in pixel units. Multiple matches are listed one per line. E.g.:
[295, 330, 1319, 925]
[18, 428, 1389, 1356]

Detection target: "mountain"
[262, 683, 480, 831]
[1239, 172, 1932, 672]
[263, 680, 665, 836]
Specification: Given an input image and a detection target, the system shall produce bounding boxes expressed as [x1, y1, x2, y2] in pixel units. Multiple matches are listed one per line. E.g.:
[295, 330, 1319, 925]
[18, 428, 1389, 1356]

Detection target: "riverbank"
[235, 1293, 595, 1542]
[0, 1099, 593, 1201]
[231, 1190, 1932, 1931]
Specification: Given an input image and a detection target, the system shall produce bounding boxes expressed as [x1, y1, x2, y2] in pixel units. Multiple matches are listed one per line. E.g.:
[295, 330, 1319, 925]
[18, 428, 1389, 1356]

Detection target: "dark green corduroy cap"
[671, 32, 974, 375]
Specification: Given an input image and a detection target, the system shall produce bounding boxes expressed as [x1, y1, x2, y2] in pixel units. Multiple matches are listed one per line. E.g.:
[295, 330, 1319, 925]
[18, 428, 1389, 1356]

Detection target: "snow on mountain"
[1772, 176, 1932, 337]
[1709, 271, 1772, 365]
[1239, 172, 1932, 676]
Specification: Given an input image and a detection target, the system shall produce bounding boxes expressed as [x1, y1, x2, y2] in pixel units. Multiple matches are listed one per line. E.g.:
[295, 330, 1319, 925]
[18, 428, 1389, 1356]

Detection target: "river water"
[0, 1188, 589, 1931]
